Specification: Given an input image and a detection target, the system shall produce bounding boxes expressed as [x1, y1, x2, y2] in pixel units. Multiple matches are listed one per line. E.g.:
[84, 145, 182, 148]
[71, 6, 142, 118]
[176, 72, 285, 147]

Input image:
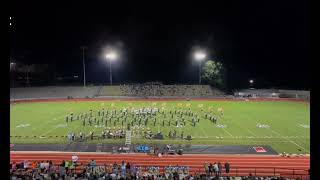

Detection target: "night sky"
[10, 1, 310, 90]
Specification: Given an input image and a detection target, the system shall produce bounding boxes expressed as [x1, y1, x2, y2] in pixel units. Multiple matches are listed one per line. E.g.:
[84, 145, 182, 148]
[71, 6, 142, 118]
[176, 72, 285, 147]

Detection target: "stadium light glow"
[249, 79, 254, 84]
[194, 51, 206, 61]
[105, 52, 118, 61]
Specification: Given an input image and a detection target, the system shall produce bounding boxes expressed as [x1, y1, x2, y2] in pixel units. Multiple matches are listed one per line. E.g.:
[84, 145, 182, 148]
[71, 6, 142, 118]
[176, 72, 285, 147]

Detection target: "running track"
[10, 151, 309, 179]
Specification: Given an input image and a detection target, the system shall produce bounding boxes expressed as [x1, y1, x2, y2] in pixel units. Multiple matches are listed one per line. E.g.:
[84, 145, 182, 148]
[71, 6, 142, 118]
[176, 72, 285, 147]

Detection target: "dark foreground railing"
[10, 163, 309, 180]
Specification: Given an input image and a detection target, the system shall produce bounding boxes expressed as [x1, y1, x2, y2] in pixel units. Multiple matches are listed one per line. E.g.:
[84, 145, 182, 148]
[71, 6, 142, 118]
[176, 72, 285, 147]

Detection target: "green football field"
[10, 100, 310, 154]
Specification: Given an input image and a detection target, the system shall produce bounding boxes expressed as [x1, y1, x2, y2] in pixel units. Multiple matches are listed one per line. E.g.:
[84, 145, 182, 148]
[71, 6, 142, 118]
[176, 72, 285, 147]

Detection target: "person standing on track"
[204, 162, 209, 177]
[213, 162, 218, 177]
[90, 159, 96, 173]
[224, 161, 230, 176]
[209, 163, 213, 176]
[218, 161, 222, 177]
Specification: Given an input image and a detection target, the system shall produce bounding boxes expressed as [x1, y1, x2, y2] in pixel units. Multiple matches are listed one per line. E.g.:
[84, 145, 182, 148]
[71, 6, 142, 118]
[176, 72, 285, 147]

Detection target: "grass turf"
[10, 100, 310, 154]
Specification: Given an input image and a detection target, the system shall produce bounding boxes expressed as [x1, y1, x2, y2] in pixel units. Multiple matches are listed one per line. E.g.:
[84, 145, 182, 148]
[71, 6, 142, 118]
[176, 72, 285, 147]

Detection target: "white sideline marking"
[194, 136, 309, 139]
[39, 114, 77, 137]
[168, 138, 301, 143]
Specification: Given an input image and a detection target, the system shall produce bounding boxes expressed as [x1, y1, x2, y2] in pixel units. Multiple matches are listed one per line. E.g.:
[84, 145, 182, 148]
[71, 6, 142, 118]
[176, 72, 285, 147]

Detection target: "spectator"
[61, 160, 65, 167]
[40, 161, 45, 172]
[48, 161, 55, 175]
[126, 162, 131, 174]
[31, 161, 37, 170]
[12, 161, 17, 171]
[44, 160, 49, 172]
[213, 162, 219, 177]
[59, 164, 66, 179]
[194, 172, 200, 179]
[218, 161, 222, 176]
[90, 159, 96, 173]
[65, 160, 70, 173]
[23, 160, 29, 170]
[209, 163, 213, 176]
[204, 162, 209, 177]
[225, 161, 230, 176]
[131, 163, 137, 177]
[33, 169, 43, 180]
[112, 163, 118, 175]
[72, 153, 79, 170]
[121, 161, 126, 177]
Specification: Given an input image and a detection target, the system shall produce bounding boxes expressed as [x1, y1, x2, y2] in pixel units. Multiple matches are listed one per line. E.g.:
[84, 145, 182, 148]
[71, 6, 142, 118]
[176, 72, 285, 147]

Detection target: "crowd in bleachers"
[11, 84, 225, 99]
[10, 159, 307, 180]
[118, 83, 224, 97]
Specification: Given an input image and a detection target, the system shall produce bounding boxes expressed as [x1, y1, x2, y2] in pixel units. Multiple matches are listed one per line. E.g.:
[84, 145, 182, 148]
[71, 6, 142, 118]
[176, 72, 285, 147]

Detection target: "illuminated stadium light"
[194, 51, 206, 61]
[10, 16, 12, 20]
[249, 79, 254, 84]
[10, 62, 16, 70]
[105, 52, 118, 61]
[10, 22, 12, 26]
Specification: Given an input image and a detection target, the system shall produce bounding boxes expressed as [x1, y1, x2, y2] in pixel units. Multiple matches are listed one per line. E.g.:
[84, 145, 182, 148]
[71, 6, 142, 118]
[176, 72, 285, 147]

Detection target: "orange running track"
[10, 151, 309, 179]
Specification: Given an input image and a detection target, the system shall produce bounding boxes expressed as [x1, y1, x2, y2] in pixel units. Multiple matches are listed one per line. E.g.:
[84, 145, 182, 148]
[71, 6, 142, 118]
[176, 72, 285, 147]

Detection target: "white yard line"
[70, 122, 84, 134]
[268, 128, 310, 153]
[39, 126, 61, 137]
[271, 112, 309, 137]
[222, 116, 258, 137]
[32, 114, 66, 131]
[221, 128, 234, 137]
[198, 125, 209, 138]
[243, 108, 309, 153]
[244, 128, 258, 137]
[225, 118, 258, 137]
[39, 115, 81, 137]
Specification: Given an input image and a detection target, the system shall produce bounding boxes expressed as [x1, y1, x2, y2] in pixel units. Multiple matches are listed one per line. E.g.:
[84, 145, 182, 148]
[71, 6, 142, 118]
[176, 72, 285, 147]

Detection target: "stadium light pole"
[10, 62, 16, 101]
[81, 46, 88, 87]
[105, 52, 117, 85]
[194, 51, 206, 84]
[25, 65, 31, 87]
